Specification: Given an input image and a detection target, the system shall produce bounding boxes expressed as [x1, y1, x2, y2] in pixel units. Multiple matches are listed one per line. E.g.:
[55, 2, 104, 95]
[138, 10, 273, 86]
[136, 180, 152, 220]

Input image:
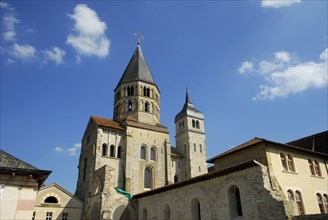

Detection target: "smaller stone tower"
[174, 88, 207, 181]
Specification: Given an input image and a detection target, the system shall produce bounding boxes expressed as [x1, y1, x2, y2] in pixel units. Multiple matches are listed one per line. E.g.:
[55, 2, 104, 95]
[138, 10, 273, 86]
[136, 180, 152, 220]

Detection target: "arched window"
[44, 196, 58, 204]
[128, 101, 132, 111]
[287, 154, 295, 172]
[140, 146, 146, 160]
[144, 167, 153, 189]
[287, 190, 294, 201]
[314, 160, 321, 176]
[323, 194, 328, 212]
[295, 191, 305, 215]
[308, 159, 315, 175]
[145, 102, 149, 112]
[317, 193, 325, 213]
[192, 119, 195, 128]
[164, 204, 170, 220]
[102, 144, 108, 157]
[228, 185, 243, 218]
[147, 88, 150, 97]
[196, 120, 200, 129]
[280, 153, 288, 171]
[191, 198, 201, 220]
[117, 146, 122, 158]
[150, 147, 156, 161]
[174, 175, 178, 183]
[110, 145, 115, 157]
[142, 208, 147, 220]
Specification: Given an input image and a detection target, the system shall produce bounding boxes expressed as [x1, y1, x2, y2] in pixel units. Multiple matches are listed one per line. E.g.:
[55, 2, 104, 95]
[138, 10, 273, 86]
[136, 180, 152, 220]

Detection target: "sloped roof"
[171, 147, 183, 158]
[124, 119, 168, 134]
[287, 130, 328, 154]
[175, 88, 203, 122]
[115, 44, 156, 90]
[0, 149, 38, 170]
[207, 133, 328, 163]
[40, 183, 83, 204]
[91, 116, 126, 131]
[134, 160, 260, 198]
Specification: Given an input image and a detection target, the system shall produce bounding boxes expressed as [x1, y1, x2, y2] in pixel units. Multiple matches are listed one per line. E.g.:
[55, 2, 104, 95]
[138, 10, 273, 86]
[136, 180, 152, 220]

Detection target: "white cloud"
[67, 4, 110, 59]
[274, 51, 291, 63]
[66, 147, 78, 156]
[43, 47, 66, 64]
[320, 48, 328, 61]
[1, 3, 20, 42]
[74, 143, 81, 148]
[11, 43, 37, 60]
[54, 146, 64, 152]
[261, 0, 301, 8]
[53, 143, 81, 156]
[238, 61, 253, 74]
[239, 49, 328, 100]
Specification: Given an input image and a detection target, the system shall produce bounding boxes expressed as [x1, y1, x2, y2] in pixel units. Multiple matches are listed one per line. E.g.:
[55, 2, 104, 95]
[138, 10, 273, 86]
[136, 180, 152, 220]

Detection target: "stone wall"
[136, 164, 289, 220]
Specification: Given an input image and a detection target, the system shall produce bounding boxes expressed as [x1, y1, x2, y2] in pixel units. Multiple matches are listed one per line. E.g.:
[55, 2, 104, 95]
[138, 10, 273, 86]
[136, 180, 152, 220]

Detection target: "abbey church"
[0, 42, 327, 220]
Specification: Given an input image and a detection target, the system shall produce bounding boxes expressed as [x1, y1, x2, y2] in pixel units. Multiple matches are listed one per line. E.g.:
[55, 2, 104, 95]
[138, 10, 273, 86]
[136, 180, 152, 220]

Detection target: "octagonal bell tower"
[113, 43, 160, 126]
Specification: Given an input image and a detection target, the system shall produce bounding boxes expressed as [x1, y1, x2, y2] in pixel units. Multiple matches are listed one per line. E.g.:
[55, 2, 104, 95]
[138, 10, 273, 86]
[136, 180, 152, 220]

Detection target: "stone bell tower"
[174, 88, 207, 181]
[113, 43, 160, 126]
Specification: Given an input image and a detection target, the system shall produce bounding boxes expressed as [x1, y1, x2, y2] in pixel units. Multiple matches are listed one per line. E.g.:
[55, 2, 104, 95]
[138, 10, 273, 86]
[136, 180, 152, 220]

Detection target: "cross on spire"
[134, 32, 144, 44]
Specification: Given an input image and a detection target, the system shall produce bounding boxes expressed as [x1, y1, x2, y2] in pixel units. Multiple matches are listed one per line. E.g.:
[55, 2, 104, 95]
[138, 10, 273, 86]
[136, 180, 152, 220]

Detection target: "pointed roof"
[174, 88, 203, 122]
[0, 149, 38, 170]
[115, 44, 156, 90]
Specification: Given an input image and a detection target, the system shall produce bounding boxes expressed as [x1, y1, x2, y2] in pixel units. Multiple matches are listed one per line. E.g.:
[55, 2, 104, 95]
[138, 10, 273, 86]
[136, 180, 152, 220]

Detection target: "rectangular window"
[199, 144, 202, 153]
[193, 143, 196, 152]
[83, 158, 87, 181]
[46, 212, 52, 220]
[62, 212, 68, 220]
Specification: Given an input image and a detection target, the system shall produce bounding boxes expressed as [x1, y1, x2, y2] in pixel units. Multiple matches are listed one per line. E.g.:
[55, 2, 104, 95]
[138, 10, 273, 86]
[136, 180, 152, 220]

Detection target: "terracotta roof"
[124, 119, 169, 133]
[207, 133, 328, 163]
[170, 147, 183, 158]
[134, 160, 260, 199]
[207, 138, 264, 163]
[91, 116, 125, 131]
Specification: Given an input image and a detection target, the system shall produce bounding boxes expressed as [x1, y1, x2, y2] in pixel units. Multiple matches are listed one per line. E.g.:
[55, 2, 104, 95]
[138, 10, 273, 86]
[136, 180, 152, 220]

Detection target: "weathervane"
[134, 32, 144, 44]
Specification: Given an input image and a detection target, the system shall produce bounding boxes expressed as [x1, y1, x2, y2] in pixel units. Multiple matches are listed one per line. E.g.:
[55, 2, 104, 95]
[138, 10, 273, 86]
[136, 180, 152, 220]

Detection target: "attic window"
[44, 196, 58, 203]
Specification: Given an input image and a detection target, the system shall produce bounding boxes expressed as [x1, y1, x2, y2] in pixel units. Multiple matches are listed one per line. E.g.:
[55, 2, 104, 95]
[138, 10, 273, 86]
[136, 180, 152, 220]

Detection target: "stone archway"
[112, 204, 136, 220]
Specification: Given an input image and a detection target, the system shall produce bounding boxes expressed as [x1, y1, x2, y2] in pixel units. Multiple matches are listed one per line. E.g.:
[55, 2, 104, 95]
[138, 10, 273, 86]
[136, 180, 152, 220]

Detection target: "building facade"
[74, 43, 208, 220]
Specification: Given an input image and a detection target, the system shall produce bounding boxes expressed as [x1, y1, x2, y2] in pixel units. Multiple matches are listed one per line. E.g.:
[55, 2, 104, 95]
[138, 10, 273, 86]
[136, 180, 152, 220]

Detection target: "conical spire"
[185, 87, 192, 105]
[115, 44, 156, 90]
[175, 88, 203, 122]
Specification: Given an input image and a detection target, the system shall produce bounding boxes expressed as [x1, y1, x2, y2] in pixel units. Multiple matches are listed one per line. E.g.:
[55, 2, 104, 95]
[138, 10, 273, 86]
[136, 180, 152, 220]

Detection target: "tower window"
[193, 143, 196, 152]
[199, 144, 202, 153]
[102, 144, 108, 157]
[140, 146, 146, 160]
[150, 147, 156, 161]
[144, 166, 153, 189]
[83, 158, 87, 181]
[110, 145, 115, 157]
[145, 102, 149, 112]
[196, 120, 200, 129]
[192, 119, 195, 128]
[117, 146, 122, 158]
[127, 86, 134, 96]
[128, 101, 132, 111]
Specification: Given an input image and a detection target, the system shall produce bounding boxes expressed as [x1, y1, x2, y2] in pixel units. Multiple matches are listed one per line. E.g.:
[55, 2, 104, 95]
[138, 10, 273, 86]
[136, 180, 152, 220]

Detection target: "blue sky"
[1, 1, 327, 193]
